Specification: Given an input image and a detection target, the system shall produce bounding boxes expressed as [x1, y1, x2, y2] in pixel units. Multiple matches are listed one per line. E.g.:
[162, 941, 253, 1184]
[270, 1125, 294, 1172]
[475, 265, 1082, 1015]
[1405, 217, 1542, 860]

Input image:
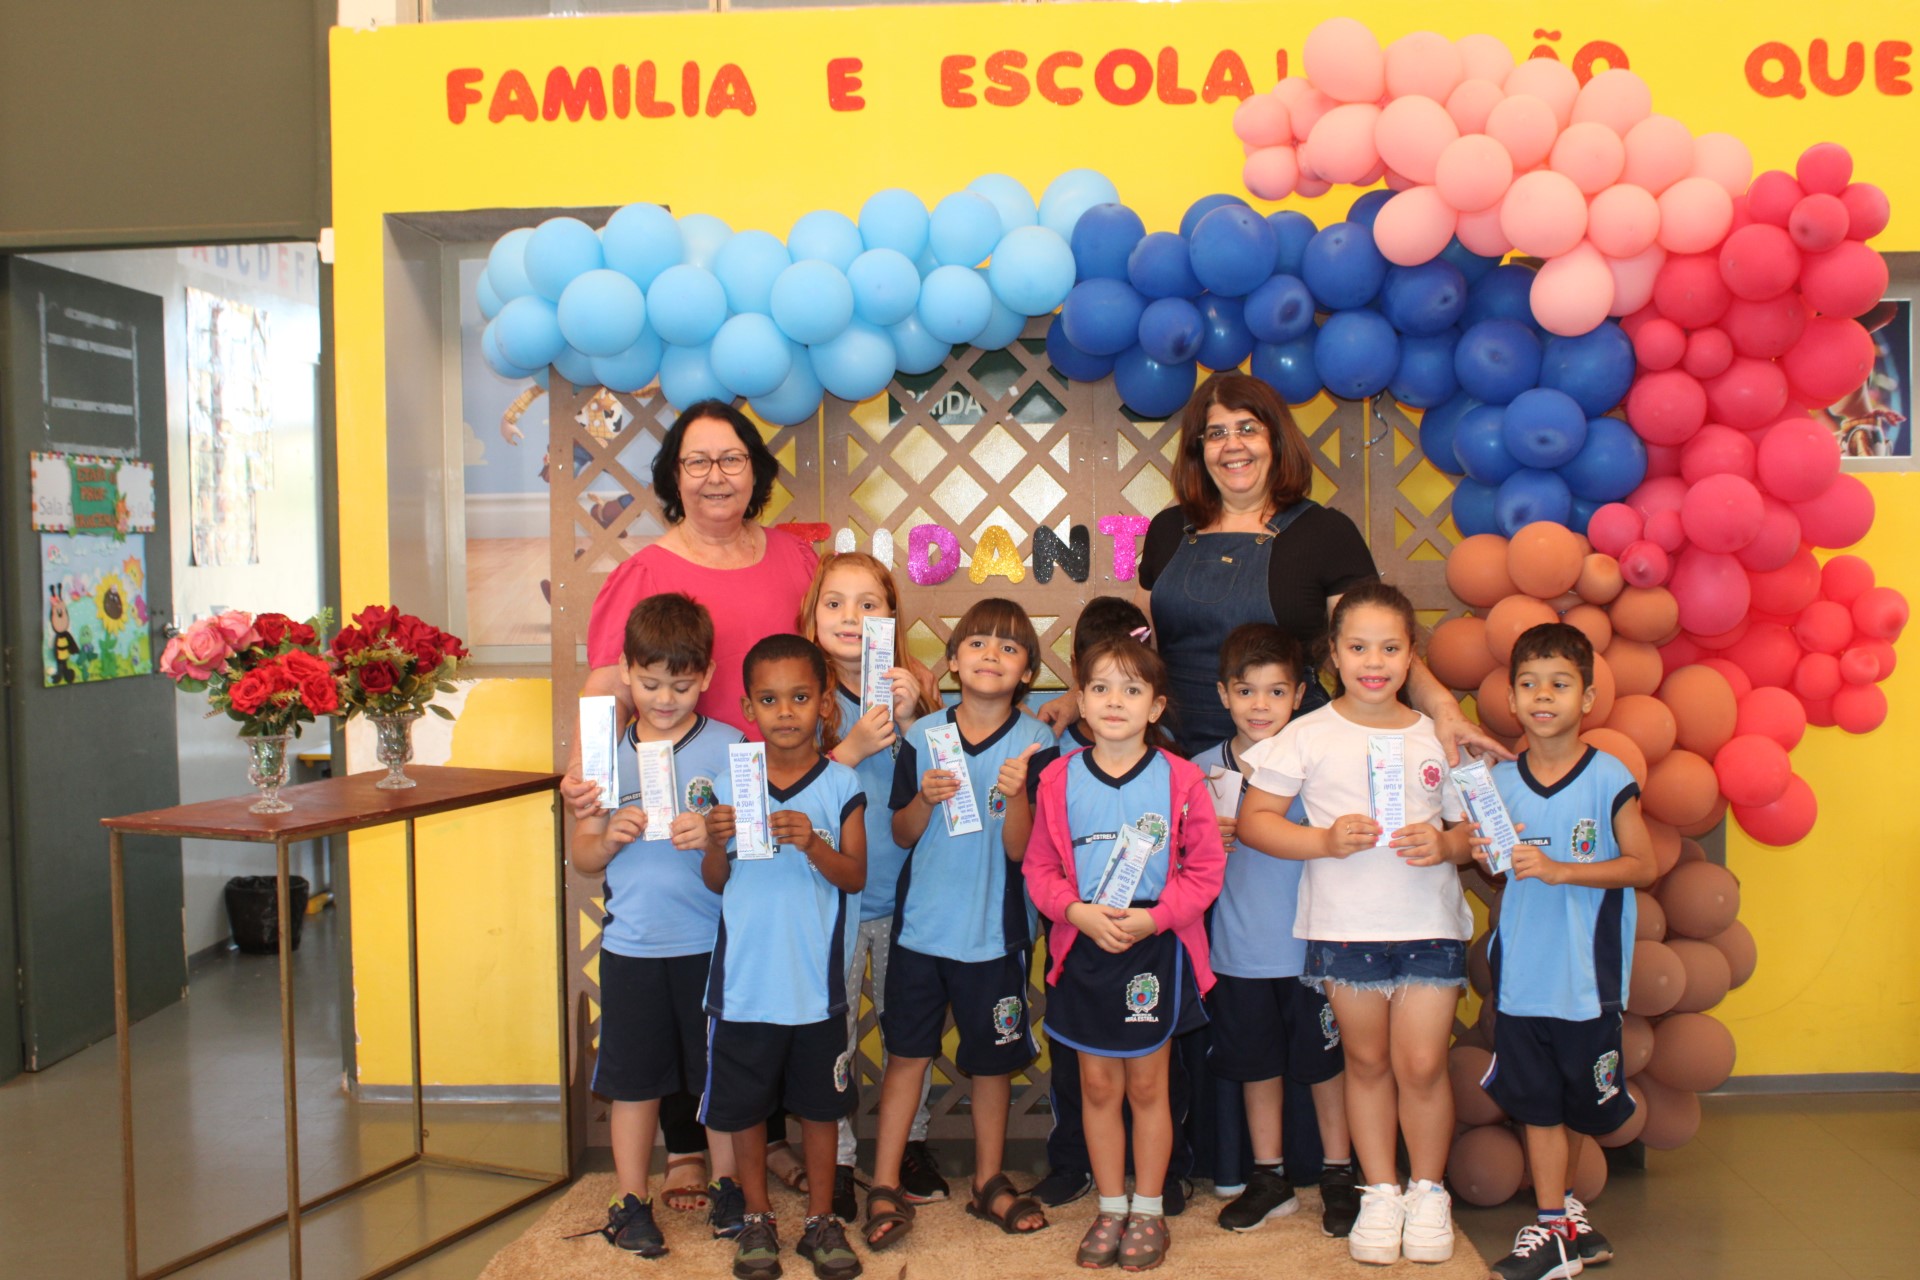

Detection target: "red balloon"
[1755, 418, 1841, 502]
[1688, 618, 1749, 651]
[1680, 425, 1757, 484]
[1670, 550, 1750, 637]
[1839, 647, 1880, 685]
[1717, 223, 1800, 300]
[1679, 474, 1764, 552]
[1850, 586, 1909, 641]
[1644, 441, 1684, 479]
[1788, 193, 1850, 253]
[1629, 475, 1689, 517]
[1683, 326, 1735, 378]
[1645, 509, 1687, 553]
[1735, 685, 1807, 748]
[1804, 694, 1836, 727]
[1626, 369, 1709, 445]
[1653, 253, 1731, 328]
[1697, 657, 1752, 699]
[1832, 683, 1889, 734]
[1747, 545, 1820, 615]
[1619, 539, 1671, 588]
[1840, 181, 1891, 240]
[1746, 170, 1803, 226]
[1857, 638, 1898, 682]
[1720, 293, 1807, 359]
[1633, 317, 1687, 371]
[1796, 142, 1854, 195]
[1703, 357, 1789, 430]
[1587, 503, 1644, 556]
[1798, 241, 1891, 319]
[1820, 554, 1875, 604]
[1782, 316, 1875, 404]
[1792, 599, 1854, 654]
[1733, 498, 1802, 572]
[1732, 772, 1817, 844]
[1658, 634, 1703, 674]
[1792, 651, 1842, 702]
[1794, 473, 1874, 549]
[1723, 620, 1801, 689]
[1713, 733, 1792, 806]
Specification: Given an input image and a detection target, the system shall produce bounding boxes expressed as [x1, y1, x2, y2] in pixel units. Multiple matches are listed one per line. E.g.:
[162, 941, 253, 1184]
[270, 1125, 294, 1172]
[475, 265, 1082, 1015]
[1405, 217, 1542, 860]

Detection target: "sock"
[1254, 1158, 1284, 1177]
[1408, 1178, 1439, 1194]
[1131, 1193, 1165, 1217]
[1098, 1194, 1129, 1216]
[1538, 1207, 1573, 1239]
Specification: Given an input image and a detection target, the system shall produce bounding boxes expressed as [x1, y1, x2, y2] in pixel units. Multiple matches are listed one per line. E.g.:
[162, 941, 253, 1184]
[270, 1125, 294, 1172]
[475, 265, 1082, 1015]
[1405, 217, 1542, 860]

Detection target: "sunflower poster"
[40, 533, 152, 686]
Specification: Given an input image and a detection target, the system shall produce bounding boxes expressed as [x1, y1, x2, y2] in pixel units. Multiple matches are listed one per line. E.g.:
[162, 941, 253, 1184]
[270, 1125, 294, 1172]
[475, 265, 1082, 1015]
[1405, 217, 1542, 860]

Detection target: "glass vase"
[370, 710, 423, 790]
[243, 731, 294, 815]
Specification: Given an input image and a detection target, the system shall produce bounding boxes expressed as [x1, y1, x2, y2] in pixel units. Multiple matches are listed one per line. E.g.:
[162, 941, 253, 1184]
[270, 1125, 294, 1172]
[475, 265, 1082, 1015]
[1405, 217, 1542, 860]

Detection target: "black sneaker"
[899, 1140, 948, 1202]
[1217, 1167, 1298, 1232]
[797, 1214, 864, 1280]
[710, 1176, 747, 1240]
[607, 1194, 669, 1257]
[1319, 1164, 1361, 1239]
[1163, 1175, 1193, 1217]
[832, 1165, 860, 1224]
[733, 1212, 782, 1280]
[1031, 1167, 1093, 1208]
[1564, 1197, 1613, 1265]
[1491, 1222, 1583, 1280]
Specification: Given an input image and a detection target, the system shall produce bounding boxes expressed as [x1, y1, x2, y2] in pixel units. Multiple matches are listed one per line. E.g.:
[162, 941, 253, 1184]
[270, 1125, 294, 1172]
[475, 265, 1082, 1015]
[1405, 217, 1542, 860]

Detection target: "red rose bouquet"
[159, 609, 338, 737]
[331, 605, 471, 719]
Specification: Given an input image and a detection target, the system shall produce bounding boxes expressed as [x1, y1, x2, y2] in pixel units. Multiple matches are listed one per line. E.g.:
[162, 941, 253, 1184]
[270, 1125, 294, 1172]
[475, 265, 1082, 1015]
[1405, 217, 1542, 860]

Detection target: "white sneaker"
[1401, 1179, 1455, 1263]
[1347, 1183, 1405, 1265]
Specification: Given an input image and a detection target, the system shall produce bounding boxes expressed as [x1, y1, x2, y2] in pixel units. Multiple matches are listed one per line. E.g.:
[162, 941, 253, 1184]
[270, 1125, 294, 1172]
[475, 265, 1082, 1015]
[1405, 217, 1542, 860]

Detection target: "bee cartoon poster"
[40, 533, 152, 686]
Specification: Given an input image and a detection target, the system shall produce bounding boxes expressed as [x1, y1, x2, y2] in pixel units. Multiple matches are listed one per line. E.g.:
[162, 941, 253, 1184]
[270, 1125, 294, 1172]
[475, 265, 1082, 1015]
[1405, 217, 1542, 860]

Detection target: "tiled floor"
[3, 914, 1913, 1278]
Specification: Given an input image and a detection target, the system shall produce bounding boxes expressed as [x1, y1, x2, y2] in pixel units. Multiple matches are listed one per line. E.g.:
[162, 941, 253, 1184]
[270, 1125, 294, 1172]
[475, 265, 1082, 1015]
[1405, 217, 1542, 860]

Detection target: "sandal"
[661, 1153, 710, 1212]
[1076, 1212, 1127, 1269]
[1118, 1214, 1169, 1272]
[863, 1184, 915, 1252]
[767, 1140, 809, 1194]
[965, 1172, 1048, 1236]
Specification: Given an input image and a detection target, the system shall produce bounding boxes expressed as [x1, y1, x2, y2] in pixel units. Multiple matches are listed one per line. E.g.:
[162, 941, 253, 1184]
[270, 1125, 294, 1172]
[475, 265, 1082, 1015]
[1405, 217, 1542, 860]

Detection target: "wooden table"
[102, 766, 571, 1280]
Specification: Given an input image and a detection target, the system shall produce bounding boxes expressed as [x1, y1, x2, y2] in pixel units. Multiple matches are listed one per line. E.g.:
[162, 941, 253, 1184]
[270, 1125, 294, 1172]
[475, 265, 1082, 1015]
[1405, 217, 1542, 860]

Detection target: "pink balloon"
[1781, 316, 1875, 404]
[1607, 244, 1668, 317]
[1681, 474, 1765, 553]
[1794, 651, 1843, 701]
[1715, 734, 1792, 806]
[1644, 441, 1684, 479]
[1799, 241, 1891, 319]
[1436, 134, 1514, 212]
[1633, 317, 1687, 370]
[1658, 177, 1736, 254]
[1755, 417, 1841, 502]
[1386, 30, 1465, 101]
[1486, 95, 1560, 170]
[1455, 204, 1514, 257]
[1671, 549, 1752, 636]
[1274, 77, 1335, 141]
[1233, 94, 1292, 148]
[1295, 173, 1333, 198]
[1793, 599, 1855, 654]
[1840, 182, 1891, 240]
[1502, 170, 1590, 257]
[1692, 133, 1756, 197]
[1724, 620, 1800, 688]
[1504, 57, 1580, 126]
[1631, 475, 1689, 519]
[1532, 242, 1615, 336]
[1551, 122, 1628, 194]
[1620, 540, 1672, 588]
[1376, 96, 1460, 186]
[1304, 17, 1386, 103]
[1795, 142, 1853, 196]
[1383, 169, 1414, 192]
[1705, 357, 1790, 430]
[1374, 187, 1459, 267]
[1747, 171, 1804, 227]
[1788, 193, 1850, 254]
[1737, 685, 1809, 748]
[1645, 507, 1687, 554]
[1307, 103, 1383, 185]
[1821, 554, 1876, 605]
[1588, 184, 1662, 257]
[1732, 772, 1816, 845]
[1456, 34, 1517, 84]
[1653, 254, 1731, 328]
[1626, 369, 1709, 445]
[1588, 503, 1644, 555]
[1851, 586, 1909, 640]
[1721, 293, 1807, 359]
[1840, 648, 1880, 684]
[1832, 683, 1888, 734]
[1573, 68, 1653, 135]
[1622, 115, 1695, 195]
[1793, 473, 1874, 549]
[1243, 146, 1301, 201]
[1445, 79, 1506, 135]
[1717, 224, 1801, 301]
[1681, 425, 1757, 484]
[1683, 328, 1734, 380]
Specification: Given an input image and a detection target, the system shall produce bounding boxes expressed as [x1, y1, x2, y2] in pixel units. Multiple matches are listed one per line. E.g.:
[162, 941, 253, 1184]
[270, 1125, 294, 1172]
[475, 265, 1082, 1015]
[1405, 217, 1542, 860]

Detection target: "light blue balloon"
[713, 230, 791, 316]
[487, 228, 538, 302]
[889, 313, 953, 376]
[751, 345, 826, 426]
[678, 214, 733, 270]
[1038, 169, 1122, 242]
[601, 203, 683, 289]
[968, 174, 1039, 235]
[859, 189, 930, 260]
[974, 294, 1027, 351]
[659, 342, 732, 409]
[770, 260, 855, 345]
[986, 225, 1076, 316]
[590, 328, 664, 392]
[525, 217, 603, 301]
[918, 265, 993, 345]
[476, 270, 504, 320]
[480, 321, 535, 380]
[915, 248, 940, 279]
[711, 314, 794, 399]
[495, 295, 567, 369]
[557, 269, 647, 357]
[847, 249, 921, 327]
[553, 345, 597, 390]
[929, 192, 1002, 268]
[531, 366, 550, 390]
[812, 320, 897, 401]
[788, 210, 864, 271]
[646, 265, 728, 347]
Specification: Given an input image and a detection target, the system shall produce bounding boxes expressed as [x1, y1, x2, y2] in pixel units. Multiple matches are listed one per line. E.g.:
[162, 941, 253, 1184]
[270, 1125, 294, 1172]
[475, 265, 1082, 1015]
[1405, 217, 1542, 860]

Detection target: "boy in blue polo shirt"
[1474, 623, 1655, 1280]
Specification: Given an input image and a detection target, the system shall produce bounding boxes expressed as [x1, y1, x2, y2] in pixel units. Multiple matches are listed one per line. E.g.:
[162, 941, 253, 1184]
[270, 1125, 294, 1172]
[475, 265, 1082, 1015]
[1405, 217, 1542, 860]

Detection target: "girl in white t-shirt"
[1237, 582, 1473, 1269]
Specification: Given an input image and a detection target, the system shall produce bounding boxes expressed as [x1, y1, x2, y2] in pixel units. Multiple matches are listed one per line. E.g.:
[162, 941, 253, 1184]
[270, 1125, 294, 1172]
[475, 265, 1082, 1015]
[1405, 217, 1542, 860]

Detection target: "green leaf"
[430, 704, 454, 719]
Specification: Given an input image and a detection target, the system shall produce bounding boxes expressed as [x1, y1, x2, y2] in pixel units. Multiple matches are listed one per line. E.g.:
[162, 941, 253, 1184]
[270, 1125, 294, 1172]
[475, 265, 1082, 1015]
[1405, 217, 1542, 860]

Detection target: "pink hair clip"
[1129, 626, 1153, 643]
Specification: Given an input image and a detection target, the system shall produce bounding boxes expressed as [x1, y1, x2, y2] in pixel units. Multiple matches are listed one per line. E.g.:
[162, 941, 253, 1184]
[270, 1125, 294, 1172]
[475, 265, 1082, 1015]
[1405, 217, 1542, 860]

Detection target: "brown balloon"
[1628, 940, 1685, 1016]
[1677, 795, 1729, 838]
[1579, 654, 1617, 730]
[1648, 1011, 1738, 1092]
[1576, 552, 1625, 605]
[1449, 1045, 1508, 1126]
[1447, 1123, 1526, 1207]
[1608, 586, 1681, 643]
[1486, 594, 1561, 663]
[1603, 637, 1665, 697]
[1476, 668, 1524, 739]
[1637, 1075, 1702, 1149]
[1642, 749, 1720, 828]
[1563, 603, 1614, 653]
[1581, 728, 1648, 788]
[1572, 1135, 1610, 1202]
[1621, 1013, 1655, 1076]
[1447, 533, 1520, 608]
[1647, 818, 1683, 877]
[1429, 616, 1500, 691]
[1605, 693, 1678, 765]
[1634, 889, 1668, 941]
[1659, 666, 1740, 759]
[1677, 837, 1708, 865]
[1598, 1078, 1650, 1148]
[1660, 862, 1742, 938]
[1508, 522, 1586, 598]
[1708, 920, 1758, 988]
[1668, 938, 1733, 1013]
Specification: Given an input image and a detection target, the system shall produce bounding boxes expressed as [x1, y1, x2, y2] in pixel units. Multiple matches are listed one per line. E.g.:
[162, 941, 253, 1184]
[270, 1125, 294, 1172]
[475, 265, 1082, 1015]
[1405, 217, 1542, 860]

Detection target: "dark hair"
[946, 598, 1042, 700]
[1327, 581, 1419, 701]
[1072, 595, 1149, 663]
[1509, 622, 1595, 687]
[622, 592, 714, 673]
[1172, 372, 1315, 528]
[651, 400, 780, 525]
[741, 632, 841, 753]
[1217, 622, 1305, 687]
[1074, 636, 1174, 752]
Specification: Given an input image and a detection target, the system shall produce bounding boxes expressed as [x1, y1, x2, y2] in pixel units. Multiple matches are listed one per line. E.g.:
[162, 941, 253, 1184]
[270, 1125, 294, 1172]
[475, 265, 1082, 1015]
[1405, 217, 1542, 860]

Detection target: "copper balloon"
[1430, 615, 1500, 690]
[1634, 889, 1668, 941]
[1660, 861, 1741, 938]
[1564, 603, 1615, 652]
[1508, 521, 1587, 598]
[1448, 1123, 1526, 1207]
[1487, 594, 1562, 663]
[1668, 937, 1733, 1012]
[1606, 692, 1678, 764]
[1708, 919, 1758, 987]
[1449, 1045, 1508, 1126]
[1642, 749, 1720, 827]
[1576, 552, 1625, 604]
[1647, 1011, 1737, 1092]
[1621, 1012, 1655, 1076]
[1581, 728, 1649, 788]
[1609, 585, 1681, 643]
[1658, 665, 1740, 759]
[1604, 636, 1665, 696]
[1637, 1075, 1703, 1149]
[1628, 939, 1685, 1016]
[1477, 668, 1524, 738]
[1598, 1078, 1650, 1148]
[1579, 653, 1618, 729]
[1448, 533, 1520, 607]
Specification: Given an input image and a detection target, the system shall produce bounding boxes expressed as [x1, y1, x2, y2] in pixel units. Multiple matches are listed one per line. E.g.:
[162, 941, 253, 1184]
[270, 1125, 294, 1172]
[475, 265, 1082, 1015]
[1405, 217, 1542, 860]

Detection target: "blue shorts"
[1304, 939, 1467, 996]
[593, 950, 711, 1103]
[1206, 973, 1344, 1085]
[1484, 1011, 1637, 1137]
[882, 943, 1036, 1076]
[698, 1016, 855, 1132]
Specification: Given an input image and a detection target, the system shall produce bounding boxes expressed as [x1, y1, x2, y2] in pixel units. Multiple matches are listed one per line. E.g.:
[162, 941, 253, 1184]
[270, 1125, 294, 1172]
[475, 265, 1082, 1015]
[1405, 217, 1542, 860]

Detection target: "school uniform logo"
[1134, 812, 1170, 852]
[991, 996, 1023, 1045]
[1570, 817, 1599, 862]
[1419, 760, 1444, 792]
[987, 786, 1008, 820]
[833, 1049, 853, 1093]
[685, 777, 718, 814]
[1319, 1001, 1341, 1051]
[1124, 973, 1162, 1023]
[1593, 1049, 1621, 1102]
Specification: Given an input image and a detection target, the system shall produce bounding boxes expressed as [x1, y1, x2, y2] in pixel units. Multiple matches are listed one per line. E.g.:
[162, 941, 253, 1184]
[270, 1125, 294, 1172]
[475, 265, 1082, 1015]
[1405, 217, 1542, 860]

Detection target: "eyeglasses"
[679, 452, 750, 478]
[1202, 421, 1264, 445]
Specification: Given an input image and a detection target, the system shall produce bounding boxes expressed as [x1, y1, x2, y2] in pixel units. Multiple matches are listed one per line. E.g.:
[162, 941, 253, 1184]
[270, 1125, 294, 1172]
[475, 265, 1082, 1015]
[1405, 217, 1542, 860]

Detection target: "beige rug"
[479, 1175, 1490, 1280]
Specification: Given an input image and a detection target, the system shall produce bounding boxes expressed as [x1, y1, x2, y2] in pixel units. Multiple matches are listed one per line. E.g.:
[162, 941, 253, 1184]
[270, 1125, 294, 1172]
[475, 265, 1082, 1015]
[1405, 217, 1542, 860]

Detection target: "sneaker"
[1162, 1176, 1191, 1218]
[1347, 1184, 1404, 1266]
[797, 1215, 864, 1280]
[832, 1165, 860, 1224]
[900, 1140, 949, 1203]
[1217, 1167, 1299, 1232]
[733, 1212, 782, 1280]
[1564, 1197, 1613, 1265]
[1320, 1165, 1361, 1239]
[1400, 1181, 1455, 1264]
[606, 1194, 669, 1257]
[1491, 1222, 1583, 1280]
[710, 1176, 748, 1239]
[1032, 1167, 1093, 1208]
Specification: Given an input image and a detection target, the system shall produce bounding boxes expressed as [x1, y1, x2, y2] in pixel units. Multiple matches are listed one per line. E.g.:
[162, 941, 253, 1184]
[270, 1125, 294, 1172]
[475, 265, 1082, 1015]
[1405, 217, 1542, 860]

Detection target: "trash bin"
[224, 875, 311, 954]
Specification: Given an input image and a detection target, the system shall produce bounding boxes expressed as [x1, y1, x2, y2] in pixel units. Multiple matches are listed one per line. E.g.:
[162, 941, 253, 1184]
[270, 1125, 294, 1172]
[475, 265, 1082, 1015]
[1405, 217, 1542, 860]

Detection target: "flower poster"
[41, 533, 152, 686]
[186, 288, 272, 566]
[29, 452, 156, 534]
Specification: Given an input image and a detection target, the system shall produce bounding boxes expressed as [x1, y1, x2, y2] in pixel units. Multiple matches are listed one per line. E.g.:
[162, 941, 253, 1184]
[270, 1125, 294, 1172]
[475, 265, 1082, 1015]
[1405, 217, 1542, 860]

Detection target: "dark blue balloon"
[1061, 278, 1146, 357]
[1455, 319, 1544, 405]
[1503, 388, 1589, 468]
[1301, 222, 1389, 311]
[1268, 211, 1318, 277]
[1070, 204, 1147, 282]
[1496, 468, 1574, 535]
[1417, 393, 1480, 475]
[1180, 193, 1251, 239]
[1113, 345, 1199, 419]
[1461, 264, 1541, 329]
[1540, 322, 1636, 417]
[1243, 274, 1317, 344]
[1381, 262, 1468, 337]
[1190, 206, 1278, 298]
[1569, 497, 1601, 535]
[1127, 232, 1203, 300]
[1558, 414, 1648, 502]
[1390, 329, 1461, 409]
[1347, 189, 1395, 229]
[1196, 295, 1255, 371]
[1438, 237, 1502, 285]
[1453, 403, 1521, 485]
[1046, 320, 1115, 382]
[1138, 297, 1205, 365]
[1251, 337, 1322, 404]
[1451, 478, 1502, 537]
[1314, 309, 1400, 400]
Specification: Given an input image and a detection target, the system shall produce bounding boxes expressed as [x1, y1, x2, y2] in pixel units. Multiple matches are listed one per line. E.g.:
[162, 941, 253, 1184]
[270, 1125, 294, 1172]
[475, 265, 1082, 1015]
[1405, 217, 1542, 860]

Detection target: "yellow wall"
[331, 1, 1920, 1083]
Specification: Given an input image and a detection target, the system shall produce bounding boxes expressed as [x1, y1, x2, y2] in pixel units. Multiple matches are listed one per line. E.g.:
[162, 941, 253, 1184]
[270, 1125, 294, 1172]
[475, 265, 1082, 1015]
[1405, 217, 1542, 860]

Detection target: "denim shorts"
[1303, 939, 1468, 995]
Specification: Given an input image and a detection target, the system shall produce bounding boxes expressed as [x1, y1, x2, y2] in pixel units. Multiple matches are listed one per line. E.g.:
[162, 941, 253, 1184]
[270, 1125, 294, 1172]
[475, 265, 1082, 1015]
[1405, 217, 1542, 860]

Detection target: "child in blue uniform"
[701, 635, 868, 1280]
[1025, 637, 1226, 1272]
[1197, 623, 1357, 1239]
[861, 598, 1057, 1251]
[572, 593, 740, 1255]
[1475, 624, 1655, 1280]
